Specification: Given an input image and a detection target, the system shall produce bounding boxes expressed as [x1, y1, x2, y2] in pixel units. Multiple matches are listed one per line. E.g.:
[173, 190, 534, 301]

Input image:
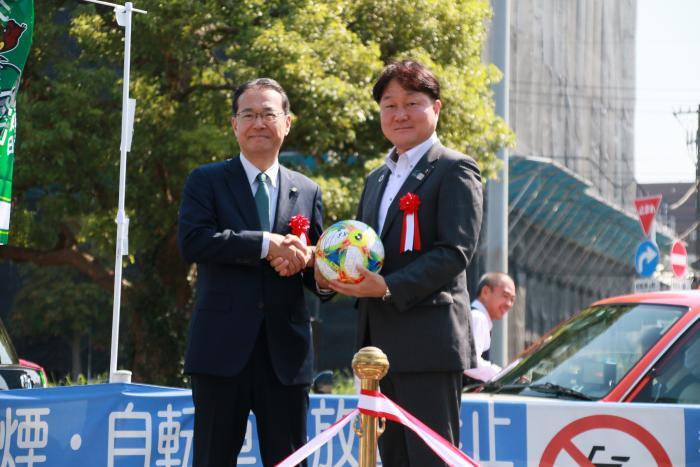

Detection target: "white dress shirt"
[464, 299, 503, 381]
[239, 153, 279, 258]
[377, 133, 438, 234]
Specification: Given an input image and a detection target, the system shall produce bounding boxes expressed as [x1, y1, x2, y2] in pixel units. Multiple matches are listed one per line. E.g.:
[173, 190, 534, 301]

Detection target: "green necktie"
[255, 172, 271, 231]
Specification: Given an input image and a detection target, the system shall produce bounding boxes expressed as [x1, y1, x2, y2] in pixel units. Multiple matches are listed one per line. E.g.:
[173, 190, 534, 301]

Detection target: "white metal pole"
[80, 0, 146, 384]
[82, 0, 146, 14]
[108, 1, 132, 383]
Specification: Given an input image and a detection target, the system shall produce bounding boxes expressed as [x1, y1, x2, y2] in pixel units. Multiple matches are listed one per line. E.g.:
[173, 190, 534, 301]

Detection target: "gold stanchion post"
[352, 346, 389, 467]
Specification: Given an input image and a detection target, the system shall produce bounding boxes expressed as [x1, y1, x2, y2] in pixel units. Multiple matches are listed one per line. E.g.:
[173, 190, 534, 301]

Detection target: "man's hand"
[268, 234, 312, 277]
[314, 260, 332, 290]
[328, 266, 387, 298]
[306, 246, 316, 269]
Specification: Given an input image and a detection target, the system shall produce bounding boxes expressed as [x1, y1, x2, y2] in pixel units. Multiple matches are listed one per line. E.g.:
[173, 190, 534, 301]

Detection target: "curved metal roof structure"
[508, 156, 675, 288]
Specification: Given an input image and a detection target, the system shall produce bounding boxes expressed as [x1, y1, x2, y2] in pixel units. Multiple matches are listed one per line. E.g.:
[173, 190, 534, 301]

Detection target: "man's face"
[379, 79, 441, 154]
[231, 87, 291, 157]
[482, 278, 516, 321]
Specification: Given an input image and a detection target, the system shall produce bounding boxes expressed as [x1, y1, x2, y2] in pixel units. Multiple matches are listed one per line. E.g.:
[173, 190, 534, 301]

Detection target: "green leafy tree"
[2, 0, 512, 385]
[11, 265, 112, 382]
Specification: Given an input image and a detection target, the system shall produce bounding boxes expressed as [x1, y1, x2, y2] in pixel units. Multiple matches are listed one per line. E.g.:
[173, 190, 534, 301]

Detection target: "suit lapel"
[362, 165, 391, 232]
[380, 142, 442, 239]
[224, 157, 260, 229]
[273, 166, 300, 233]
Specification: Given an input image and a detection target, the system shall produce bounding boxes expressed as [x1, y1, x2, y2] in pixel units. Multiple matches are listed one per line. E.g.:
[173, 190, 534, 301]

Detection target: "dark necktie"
[255, 172, 271, 231]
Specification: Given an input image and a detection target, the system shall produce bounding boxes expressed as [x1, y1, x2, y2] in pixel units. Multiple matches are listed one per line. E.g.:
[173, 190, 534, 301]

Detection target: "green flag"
[0, 0, 33, 245]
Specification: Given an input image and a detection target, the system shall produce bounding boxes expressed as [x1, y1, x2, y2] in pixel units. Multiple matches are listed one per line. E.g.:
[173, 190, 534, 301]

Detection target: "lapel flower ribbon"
[399, 192, 421, 252]
[289, 214, 310, 245]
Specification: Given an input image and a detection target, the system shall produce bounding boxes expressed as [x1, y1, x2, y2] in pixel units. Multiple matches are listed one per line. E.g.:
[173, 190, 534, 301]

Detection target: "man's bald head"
[476, 272, 515, 321]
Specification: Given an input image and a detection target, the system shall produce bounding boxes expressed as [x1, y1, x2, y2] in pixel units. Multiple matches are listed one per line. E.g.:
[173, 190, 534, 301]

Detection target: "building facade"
[479, 0, 678, 357]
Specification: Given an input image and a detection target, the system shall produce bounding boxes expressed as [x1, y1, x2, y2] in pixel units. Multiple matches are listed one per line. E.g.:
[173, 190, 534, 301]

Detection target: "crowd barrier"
[0, 383, 699, 466]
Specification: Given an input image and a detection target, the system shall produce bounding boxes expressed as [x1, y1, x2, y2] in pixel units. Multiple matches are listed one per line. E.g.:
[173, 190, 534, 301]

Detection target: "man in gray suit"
[322, 60, 483, 466]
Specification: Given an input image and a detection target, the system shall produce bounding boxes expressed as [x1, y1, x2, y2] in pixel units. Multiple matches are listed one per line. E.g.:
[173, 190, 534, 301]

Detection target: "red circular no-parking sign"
[671, 240, 687, 278]
[539, 414, 671, 466]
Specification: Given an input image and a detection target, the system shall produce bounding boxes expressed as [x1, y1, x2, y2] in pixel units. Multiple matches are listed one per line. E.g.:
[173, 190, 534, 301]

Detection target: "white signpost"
[81, 0, 147, 383]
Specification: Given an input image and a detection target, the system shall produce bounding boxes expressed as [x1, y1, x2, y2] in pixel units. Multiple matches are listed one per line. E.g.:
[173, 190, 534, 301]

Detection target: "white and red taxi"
[468, 290, 700, 403]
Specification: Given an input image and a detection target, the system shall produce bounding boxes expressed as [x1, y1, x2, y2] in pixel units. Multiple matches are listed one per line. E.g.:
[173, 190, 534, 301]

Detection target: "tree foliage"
[10, 265, 112, 381]
[2, 0, 512, 385]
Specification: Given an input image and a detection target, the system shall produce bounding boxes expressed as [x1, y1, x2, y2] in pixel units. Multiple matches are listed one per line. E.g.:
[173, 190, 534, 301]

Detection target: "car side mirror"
[312, 370, 334, 394]
[0, 367, 41, 389]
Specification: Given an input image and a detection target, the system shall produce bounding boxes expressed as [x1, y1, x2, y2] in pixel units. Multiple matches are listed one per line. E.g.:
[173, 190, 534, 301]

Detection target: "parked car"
[466, 290, 700, 403]
[0, 317, 46, 389]
[18, 358, 48, 387]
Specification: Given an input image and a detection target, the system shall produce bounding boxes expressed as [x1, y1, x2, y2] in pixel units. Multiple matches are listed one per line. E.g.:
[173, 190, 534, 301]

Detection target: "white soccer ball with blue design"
[315, 220, 385, 284]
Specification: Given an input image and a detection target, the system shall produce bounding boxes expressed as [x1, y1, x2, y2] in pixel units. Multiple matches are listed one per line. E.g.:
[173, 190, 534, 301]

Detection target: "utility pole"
[696, 106, 699, 265]
[486, 0, 510, 366]
[672, 105, 700, 270]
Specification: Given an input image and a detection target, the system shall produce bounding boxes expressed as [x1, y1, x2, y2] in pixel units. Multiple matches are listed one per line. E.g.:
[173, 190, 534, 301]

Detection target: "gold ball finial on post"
[352, 346, 389, 467]
[352, 346, 389, 389]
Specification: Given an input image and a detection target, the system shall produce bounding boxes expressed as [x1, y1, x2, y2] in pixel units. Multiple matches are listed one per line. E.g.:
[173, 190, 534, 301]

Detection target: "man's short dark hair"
[232, 78, 290, 115]
[372, 59, 441, 103]
[476, 272, 512, 298]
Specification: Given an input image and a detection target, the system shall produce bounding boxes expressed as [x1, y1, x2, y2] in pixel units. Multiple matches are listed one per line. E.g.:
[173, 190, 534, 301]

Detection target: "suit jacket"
[177, 156, 323, 385]
[356, 142, 483, 373]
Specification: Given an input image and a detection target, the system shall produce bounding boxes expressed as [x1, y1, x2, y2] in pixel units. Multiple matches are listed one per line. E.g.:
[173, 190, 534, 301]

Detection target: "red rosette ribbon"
[399, 193, 421, 252]
[289, 214, 311, 245]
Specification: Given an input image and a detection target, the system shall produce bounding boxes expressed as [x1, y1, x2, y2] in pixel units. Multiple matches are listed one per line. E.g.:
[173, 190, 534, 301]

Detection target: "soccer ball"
[315, 220, 385, 284]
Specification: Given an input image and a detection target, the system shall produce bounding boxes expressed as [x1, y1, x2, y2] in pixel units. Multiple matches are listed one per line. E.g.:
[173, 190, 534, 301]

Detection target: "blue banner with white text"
[0, 384, 698, 465]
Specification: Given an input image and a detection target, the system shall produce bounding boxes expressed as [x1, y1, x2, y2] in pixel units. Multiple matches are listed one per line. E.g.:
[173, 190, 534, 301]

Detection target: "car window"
[632, 319, 700, 404]
[489, 304, 686, 400]
[0, 317, 18, 365]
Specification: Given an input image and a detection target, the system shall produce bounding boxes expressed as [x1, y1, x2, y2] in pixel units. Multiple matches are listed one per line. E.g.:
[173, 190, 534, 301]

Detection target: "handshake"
[266, 233, 314, 277]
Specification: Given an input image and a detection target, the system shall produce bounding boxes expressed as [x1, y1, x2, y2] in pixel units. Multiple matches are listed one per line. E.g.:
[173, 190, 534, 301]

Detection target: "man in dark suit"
[322, 60, 483, 466]
[178, 78, 324, 466]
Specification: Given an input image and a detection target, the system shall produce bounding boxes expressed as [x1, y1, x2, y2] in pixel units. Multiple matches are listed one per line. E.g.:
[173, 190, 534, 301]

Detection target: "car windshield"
[484, 303, 686, 400]
[0, 317, 18, 365]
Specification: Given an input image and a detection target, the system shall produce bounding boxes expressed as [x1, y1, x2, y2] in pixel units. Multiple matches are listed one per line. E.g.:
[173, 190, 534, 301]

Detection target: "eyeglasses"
[235, 111, 286, 123]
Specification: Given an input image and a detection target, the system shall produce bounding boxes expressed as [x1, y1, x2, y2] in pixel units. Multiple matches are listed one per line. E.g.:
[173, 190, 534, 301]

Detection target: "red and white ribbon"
[289, 214, 311, 245]
[276, 409, 359, 467]
[276, 390, 479, 467]
[399, 193, 421, 252]
[358, 390, 479, 466]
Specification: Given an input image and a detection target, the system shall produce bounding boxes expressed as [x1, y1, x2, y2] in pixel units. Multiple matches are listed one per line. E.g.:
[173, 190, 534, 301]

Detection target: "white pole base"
[109, 370, 132, 384]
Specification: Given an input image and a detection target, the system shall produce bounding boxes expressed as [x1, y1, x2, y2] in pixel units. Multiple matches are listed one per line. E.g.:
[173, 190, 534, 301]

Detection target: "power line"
[511, 86, 700, 105]
[513, 79, 700, 94]
[509, 96, 694, 115]
[672, 105, 700, 264]
[669, 183, 698, 210]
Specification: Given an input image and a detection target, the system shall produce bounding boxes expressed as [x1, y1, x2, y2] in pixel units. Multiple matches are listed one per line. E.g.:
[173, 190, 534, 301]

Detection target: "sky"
[635, 0, 700, 183]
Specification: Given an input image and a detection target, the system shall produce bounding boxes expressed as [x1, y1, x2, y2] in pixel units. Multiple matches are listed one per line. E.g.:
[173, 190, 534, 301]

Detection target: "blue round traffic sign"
[635, 240, 659, 277]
